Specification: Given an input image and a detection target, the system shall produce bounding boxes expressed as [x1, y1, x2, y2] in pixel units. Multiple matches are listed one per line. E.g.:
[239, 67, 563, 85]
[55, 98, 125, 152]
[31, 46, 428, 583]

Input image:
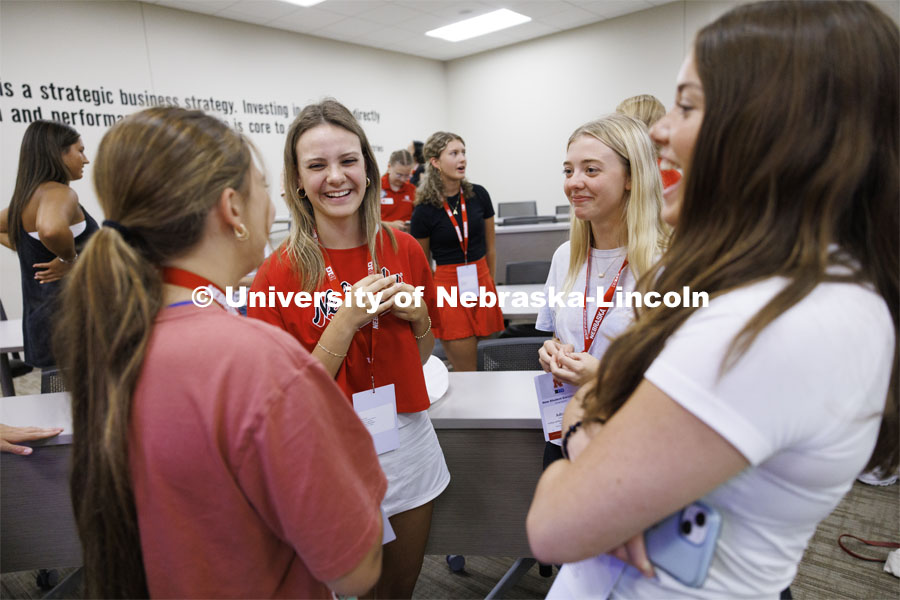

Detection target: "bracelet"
[414, 315, 432, 340]
[57, 252, 78, 264]
[316, 342, 347, 359]
[561, 417, 607, 460]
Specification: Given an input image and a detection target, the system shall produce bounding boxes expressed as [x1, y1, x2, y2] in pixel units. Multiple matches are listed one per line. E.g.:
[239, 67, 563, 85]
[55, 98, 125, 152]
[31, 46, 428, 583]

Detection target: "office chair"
[475, 336, 553, 596]
[497, 201, 537, 218]
[555, 204, 570, 216]
[476, 337, 547, 372]
[501, 262, 552, 339]
[40, 368, 67, 394]
[505, 261, 551, 286]
[0, 299, 33, 396]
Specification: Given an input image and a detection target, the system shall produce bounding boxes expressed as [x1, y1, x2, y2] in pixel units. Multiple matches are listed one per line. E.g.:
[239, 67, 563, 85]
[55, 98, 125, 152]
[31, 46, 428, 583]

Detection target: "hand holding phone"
[644, 501, 722, 588]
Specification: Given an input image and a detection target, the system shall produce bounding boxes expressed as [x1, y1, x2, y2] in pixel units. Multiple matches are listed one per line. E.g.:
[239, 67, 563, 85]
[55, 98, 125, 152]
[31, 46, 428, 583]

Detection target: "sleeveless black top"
[16, 206, 99, 367]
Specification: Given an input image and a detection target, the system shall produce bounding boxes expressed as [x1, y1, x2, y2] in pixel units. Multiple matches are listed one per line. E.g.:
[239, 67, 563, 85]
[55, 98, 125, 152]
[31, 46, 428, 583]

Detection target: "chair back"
[505, 261, 551, 285]
[477, 337, 548, 371]
[497, 201, 537, 218]
[41, 368, 67, 394]
[555, 204, 570, 216]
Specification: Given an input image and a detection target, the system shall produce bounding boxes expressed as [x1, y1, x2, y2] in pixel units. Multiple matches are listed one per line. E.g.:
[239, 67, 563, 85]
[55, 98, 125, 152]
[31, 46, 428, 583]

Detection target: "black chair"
[0, 299, 33, 397]
[505, 261, 551, 286]
[497, 201, 537, 218]
[477, 337, 547, 372]
[555, 204, 570, 216]
[476, 336, 554, 595]
[502, 262, 552, 339]
[40, 367, 66, 394]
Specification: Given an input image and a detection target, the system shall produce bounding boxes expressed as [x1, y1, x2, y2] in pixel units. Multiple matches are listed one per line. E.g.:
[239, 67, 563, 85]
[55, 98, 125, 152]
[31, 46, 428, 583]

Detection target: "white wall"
[0, 0, 447, 317]
[444, 1, 737, 214]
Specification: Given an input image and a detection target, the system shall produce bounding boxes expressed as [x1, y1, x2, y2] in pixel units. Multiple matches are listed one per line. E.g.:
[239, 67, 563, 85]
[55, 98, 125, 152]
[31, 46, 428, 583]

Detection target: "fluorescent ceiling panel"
[426, 8, 531, 42]
[283, 0, 327, 7]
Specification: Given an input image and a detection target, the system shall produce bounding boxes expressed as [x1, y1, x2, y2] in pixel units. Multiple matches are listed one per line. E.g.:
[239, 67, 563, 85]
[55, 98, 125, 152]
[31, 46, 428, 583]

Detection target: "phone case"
[644, 501, 722, 588]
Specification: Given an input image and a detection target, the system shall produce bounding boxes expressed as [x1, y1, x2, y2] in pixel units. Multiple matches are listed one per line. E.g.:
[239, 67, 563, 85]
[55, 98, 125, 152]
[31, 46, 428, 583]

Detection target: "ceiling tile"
[318, 16, 383, 37]
[218, 0, 300, 20]
[354, 2, 427, 26]
[540, 5, 605, 29]
[276, 6, 346, 30]
[317, 0, 388, 17]
[357, 25, 419, 45]
[153, 0, 240, 14]
[497, 0, 569, 20]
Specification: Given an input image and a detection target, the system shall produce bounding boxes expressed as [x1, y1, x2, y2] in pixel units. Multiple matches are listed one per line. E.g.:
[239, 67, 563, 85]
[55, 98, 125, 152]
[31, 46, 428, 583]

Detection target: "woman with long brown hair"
[0, 120, 98, 368]
[249, 99, 448, 599]
[55, 107, 385, 598]
[527, 1, 898, 596]
[410, 131, 505, 371]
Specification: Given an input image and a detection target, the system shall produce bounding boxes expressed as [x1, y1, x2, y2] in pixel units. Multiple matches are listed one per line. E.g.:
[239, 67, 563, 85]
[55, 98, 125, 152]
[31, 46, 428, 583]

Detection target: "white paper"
[534, 372, 577, 446]
[456, 263, 479, 297]
[353, 384, 399, 455]
[381, 197, 394, 205]
[381, 508, 397, 545]
[546, 554, 626, 600]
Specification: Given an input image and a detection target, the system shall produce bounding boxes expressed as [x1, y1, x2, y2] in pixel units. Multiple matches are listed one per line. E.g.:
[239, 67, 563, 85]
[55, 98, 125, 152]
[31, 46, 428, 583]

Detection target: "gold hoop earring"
[297, 187, 307, 199]
[234, 223, 249, 241]
[366, 177, 371, 187]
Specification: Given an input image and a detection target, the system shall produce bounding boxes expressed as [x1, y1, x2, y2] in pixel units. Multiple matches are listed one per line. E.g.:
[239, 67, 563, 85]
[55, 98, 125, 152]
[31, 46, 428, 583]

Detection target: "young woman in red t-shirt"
[380, 148, 417, 232]
[409, 132, 505, 371]
[249, 99, 449, 599]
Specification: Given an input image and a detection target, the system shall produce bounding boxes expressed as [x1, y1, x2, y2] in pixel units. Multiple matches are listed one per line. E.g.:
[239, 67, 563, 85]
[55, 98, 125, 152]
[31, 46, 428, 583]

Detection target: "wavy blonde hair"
[414, 131, 474, 208]
[282, 99, 393, 291]
[616, 94, 666, 129]
[563, 113, 669, 293]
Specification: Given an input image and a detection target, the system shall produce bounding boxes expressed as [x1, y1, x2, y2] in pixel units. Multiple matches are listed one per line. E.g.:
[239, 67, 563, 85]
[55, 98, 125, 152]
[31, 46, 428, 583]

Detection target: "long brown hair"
[282, 98, 392, 292]
[584, 0, 899, 473]
[415, 131, 475, 208]
[6, 120, 80, 249]
[54, 107, 252, 598]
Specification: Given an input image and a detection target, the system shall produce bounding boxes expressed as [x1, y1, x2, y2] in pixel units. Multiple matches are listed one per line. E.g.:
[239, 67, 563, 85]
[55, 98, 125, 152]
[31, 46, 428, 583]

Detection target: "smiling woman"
[0, 120, 99, 367]
[248, 98, 449, 599]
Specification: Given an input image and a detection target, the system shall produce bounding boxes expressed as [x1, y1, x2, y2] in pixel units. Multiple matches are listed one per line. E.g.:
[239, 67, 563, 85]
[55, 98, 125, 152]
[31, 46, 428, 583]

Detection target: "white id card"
[381, 197, 394, 205]
[546, 554, 626, 600]
[456, 263, 479, 297]
[533, 372, 577, 446]
[353, 384, 399, 455]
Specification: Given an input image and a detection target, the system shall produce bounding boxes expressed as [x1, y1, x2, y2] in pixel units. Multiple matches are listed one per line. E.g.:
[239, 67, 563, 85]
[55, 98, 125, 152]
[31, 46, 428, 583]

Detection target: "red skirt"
[432, 256, 505, 340]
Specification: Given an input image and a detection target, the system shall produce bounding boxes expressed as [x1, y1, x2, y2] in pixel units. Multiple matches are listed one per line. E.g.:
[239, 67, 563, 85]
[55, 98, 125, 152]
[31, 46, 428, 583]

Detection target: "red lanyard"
[316, 232, 379, 390]
[442, 192, 469, 262]
[582, 255, 628, 353]
[161, 267, 240, 316]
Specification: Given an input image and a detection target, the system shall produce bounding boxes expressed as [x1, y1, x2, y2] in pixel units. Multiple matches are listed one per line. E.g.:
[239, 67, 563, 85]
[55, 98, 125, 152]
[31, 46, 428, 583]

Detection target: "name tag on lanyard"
[583, 257, 628, 353]
[444, 193, 480, 297]
[456, 263, 479, 297]
[534, 372, 578, 446]
[352, 383, 399, 455]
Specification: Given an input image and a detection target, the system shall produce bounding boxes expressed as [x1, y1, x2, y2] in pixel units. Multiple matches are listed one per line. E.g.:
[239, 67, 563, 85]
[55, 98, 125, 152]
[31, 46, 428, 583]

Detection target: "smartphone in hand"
[644, 501, 722, 588]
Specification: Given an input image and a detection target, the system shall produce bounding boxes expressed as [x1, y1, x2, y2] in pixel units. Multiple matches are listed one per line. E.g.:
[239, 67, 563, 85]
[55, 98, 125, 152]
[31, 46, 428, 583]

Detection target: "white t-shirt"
[612, 276, 893, 599]
[536, 241, 635, 357]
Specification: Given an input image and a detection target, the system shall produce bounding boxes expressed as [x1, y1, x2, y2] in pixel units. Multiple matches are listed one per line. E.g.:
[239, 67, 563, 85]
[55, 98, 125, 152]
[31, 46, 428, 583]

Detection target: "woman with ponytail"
[55, 107, 385, 599]
[1, 120, 98, 368]
[527, 1, 898, 596]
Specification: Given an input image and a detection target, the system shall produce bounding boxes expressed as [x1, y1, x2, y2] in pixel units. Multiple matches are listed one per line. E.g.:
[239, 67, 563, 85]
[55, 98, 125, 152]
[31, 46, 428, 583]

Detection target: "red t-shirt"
[131, 305, 386, 599]
[380, 173, 416, 222]
[658, 157, 682, 189]
[250, 229, 440, 413]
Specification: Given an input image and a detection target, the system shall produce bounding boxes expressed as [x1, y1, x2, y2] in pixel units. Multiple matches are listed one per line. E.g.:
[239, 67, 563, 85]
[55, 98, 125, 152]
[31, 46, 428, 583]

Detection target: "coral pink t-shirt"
[130, 305, 386, 598]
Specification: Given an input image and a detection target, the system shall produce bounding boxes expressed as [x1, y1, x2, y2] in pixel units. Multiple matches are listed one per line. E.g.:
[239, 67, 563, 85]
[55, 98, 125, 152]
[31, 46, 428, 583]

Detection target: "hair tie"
[102, 220, 137, 245]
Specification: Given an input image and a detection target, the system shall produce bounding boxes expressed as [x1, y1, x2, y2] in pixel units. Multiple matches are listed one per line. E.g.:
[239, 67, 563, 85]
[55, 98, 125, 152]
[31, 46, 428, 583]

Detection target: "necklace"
[595, 255, 620, 279]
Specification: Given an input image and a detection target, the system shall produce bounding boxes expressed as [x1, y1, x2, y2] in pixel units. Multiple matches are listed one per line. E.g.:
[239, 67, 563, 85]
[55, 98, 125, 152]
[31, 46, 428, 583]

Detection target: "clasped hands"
[337, 274, 427, 330]
[538, 338, 600, 386]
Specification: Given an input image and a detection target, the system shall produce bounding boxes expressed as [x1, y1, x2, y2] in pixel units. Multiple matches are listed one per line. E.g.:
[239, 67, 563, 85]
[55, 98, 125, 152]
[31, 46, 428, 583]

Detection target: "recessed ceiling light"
[426, 8, 531, 42]
[283, 0, 326, 7]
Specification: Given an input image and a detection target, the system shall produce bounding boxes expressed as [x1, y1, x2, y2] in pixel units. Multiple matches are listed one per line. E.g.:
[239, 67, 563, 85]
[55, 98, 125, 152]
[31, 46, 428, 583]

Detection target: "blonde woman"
[249, 99, 448, 599]
[617, 94, 682, 192]
[537, 113, 668, 388]
[55, 107, 385, 598]
[410, 131, 504, 371]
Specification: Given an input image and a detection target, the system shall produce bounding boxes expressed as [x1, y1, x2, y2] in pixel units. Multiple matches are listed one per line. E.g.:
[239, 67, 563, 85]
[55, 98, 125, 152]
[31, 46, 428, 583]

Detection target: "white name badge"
[534, 372, 577, 446]
[353, 384, 399, 455]
[546, 554, 626, 600]
[381, 197, 394, 205]
[456, 263, 479, 297]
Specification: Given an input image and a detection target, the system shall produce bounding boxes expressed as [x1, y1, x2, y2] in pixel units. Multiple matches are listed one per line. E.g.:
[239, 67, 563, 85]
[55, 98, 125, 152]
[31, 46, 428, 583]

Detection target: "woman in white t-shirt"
[527, 1, 898, 598]
[536, 114, 668, 387]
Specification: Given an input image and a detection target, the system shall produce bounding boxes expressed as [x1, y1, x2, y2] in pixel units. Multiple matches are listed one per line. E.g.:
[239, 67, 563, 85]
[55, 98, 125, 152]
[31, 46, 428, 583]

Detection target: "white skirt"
[378, 410, 451, 518]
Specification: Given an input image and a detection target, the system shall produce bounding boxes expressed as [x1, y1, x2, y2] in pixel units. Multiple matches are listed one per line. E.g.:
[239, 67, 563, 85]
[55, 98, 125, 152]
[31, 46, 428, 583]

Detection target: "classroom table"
[0, 318, 25, 397]
[495, 284, 544, 320]
[0, 370, 546, 571]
